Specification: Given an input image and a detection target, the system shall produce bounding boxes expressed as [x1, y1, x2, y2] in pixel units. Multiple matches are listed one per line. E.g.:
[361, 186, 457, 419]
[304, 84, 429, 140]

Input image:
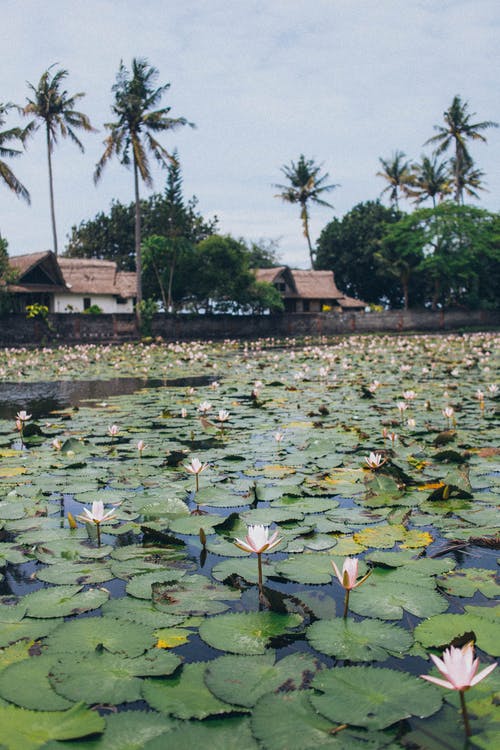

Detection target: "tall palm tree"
[0, 103, 30, 203]
[376, 150, 412, 209]
[94, 58, 192, 310]
[274, 155, 337, 268]
[408, 155, 451, 207]
[425, 95, 498, 203]
[23, 66, 94, 254]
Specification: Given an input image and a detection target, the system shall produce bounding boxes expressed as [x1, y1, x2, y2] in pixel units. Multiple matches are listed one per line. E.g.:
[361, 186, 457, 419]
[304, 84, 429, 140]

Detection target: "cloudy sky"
[2, 0, 499, 266]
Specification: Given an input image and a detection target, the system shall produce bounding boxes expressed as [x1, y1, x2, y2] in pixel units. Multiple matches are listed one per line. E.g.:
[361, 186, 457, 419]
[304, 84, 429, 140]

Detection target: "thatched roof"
[58, 258, 136, 298]
[8, 251, 67, 292]
[253, 266, 366, 309]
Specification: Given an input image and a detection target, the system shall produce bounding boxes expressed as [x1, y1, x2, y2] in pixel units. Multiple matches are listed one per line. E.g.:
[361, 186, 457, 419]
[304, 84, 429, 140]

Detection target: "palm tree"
[408, 155, 451, 207]
[0, 103, 30, 203]
[425, 95, 498, 203]
[450, 156, 487, 204]
[94, 58, 192, 310]
[376, 151, 412, 209]
[23, 65, 94, 254]
[274, 155, 338, 268]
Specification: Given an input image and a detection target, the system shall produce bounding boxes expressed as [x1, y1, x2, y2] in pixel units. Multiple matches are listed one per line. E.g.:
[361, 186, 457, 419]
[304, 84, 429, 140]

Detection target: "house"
[254, 266, 365, 313]
[7, 252, 136, 313]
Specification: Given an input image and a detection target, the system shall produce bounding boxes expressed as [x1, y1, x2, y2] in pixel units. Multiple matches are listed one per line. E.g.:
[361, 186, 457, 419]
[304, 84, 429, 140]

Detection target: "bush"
[83, 304, 103, 315]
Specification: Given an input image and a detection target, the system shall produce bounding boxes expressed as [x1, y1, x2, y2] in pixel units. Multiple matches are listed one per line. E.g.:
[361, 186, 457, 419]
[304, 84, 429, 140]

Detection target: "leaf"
[43, 616, 155, 657]
[306, 619, 412, 662]
[211, 557, 276, 584]
[101, 597, 183, 629]
[252, 690, 396, 749]
[0, 656, 74, 710]
[125, 570, 187, 599]
[205, 651, 321, 707]
[415, 611, 499, 656]
[36, 562, 114, 585]
[349, 568, 448, 620]
[198, 611, 303, 654]
[0, 618, 62, 648]
[24, 585, 108, 618]
[274, 553, 336, 584]
[439, 568, 500, 598]
[142, 716, 258, 750]
[143, 661, 236, 719]
[0, 702, 104, 750]
[311, 666, 442, 730]
[153, 574, 241, 616]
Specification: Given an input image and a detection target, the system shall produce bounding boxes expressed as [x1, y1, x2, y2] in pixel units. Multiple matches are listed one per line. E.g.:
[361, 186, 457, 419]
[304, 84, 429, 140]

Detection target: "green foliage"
[316, 200, 402, 304]
[25, 303, 49, 320]
[82, 304, 102, 315]
[0, 103, 30, 203]
[136, 298, 158, 336]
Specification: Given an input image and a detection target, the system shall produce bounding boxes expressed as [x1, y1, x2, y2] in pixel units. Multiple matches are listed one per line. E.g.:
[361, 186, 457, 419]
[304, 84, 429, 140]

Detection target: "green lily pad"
[205, 651, 321, 707]
[274, 553, 335, 584]
[24, 585, 109, 618]
[142, 716, 258, 750]
[439, 568, 500, 598]
[0, 702, 105, 750]
[199, 611, 303, 654]
[43, 616, 155, 657]
[415, 611, 499, 656]
[101, 597, 184, 628]
[251, 690, 396, 749]
[306, 618, 413, 661]
[211, 557, 276, 584]
[0, 618, 62, 648]
[36, 562, 113, 585]
[143, 661, 236, 719]
[126, 570, 187, 599]
[311, 666, 442, 730]
[0, 656, 74, 710]
[49, 649, 180, 704]
[153, 574, 241, 615]
[349, 568, 448, 620]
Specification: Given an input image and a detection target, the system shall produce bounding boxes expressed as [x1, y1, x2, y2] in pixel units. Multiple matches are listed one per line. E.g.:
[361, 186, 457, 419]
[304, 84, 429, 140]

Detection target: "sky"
[1, 0, 499, 267]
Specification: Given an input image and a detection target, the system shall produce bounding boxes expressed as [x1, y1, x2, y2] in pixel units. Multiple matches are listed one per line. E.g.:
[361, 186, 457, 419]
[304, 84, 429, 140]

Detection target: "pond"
[0, 333, 498, 749]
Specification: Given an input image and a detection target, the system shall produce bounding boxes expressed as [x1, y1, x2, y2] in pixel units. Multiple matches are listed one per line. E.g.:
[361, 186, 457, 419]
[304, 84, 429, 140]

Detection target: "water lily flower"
[234, 525, 282, 600]
[407, 418, 416, 429]
[487, 384, 498, 396]
[274, 431, 284, 443]
[108, 424, 119, 437]
[217, 409, 230, 423]
[331, 557, 372, 617]
[198, 401, 212, 414]
[180, 408, 188, 418]
[16, 410, 31, 422]
[52, 438, 63, 451]
[77, 500, 117, 546]
[365, 452, 386, 470]
[403, 390, 416, 400]
[442, 407, 454, 419]
[185, 457, 209, 492]
[137, 439, 146, 455]
[420, 642, 497, 738]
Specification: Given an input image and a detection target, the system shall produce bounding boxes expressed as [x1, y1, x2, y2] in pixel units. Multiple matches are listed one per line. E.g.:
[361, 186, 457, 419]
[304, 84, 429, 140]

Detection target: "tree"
[376, 150, 412, 209]
[242, 238, 281, 268]
[377, 220, 425, 309]
[408, 155, 451, 207]
[94, 58, 192, 311]
[449, 156, 487, 204]
[23, 66, 94, 254]
[425, 95, 498, 203]
[0, 103, 30, 203]
[315, 201, 402, 305]
[381, 203, 499, 309]
[0, 234, 17, 314]
[274, 155, 337, 268]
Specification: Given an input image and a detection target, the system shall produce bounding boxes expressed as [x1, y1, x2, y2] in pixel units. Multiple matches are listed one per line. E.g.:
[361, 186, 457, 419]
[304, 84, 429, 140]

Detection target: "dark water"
[0, 375, 215, 420]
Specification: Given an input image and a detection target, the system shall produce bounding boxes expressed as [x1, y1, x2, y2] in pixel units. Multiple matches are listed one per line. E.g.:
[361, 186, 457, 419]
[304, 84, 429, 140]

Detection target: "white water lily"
[365, 452, 386, 470]
[234, 524, 282, 555]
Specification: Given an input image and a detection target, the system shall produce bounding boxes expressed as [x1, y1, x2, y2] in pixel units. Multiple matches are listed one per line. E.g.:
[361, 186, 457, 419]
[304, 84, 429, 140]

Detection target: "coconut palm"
[274, 155, 338, 268]
[0, 103, 30, 203]
[450, 156, 487, 204]
[408, 155, 452, 207]
[23, 65, 94, 254]
[425, 95, 498, 203]
[94, 58, 192, 310]
[376, 150, 412, 210]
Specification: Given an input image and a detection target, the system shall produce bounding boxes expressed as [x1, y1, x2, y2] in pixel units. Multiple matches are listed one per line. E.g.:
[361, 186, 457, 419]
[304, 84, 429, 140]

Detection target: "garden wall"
[0, 309, 498, 347]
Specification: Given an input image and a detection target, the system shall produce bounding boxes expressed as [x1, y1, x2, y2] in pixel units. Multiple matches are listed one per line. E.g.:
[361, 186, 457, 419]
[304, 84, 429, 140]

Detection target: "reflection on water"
[0, 375, 214, 420]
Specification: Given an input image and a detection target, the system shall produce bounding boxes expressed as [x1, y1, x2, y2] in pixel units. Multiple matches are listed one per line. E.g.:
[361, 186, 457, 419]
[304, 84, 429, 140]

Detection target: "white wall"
[54, 293, 134, 314]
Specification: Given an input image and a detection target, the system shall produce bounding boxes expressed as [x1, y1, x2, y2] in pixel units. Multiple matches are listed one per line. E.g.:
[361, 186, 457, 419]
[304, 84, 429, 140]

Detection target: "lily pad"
[311, 666, 442, 730]
[306, 619, 413, 661]
[43, 616, 155, 657]
[153, 574, 241, 616]
[0, 702, 105, 750]
[415, 611, 499, 656]
[438, 568, 500, 598]
[24, 586, 109, 618]
[0, 656, 74, 710]
[199, 611, 303, 654]
[142, 716, 258, 750]
[349, 568, 448, 620]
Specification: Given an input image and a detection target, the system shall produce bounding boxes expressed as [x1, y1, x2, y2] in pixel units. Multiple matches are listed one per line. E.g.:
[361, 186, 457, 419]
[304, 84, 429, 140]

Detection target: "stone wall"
[0, 309, 498, 347]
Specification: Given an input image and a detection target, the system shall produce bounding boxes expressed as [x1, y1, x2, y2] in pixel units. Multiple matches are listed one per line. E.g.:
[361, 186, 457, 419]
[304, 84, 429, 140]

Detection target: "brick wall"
[0, 309, 498, 347]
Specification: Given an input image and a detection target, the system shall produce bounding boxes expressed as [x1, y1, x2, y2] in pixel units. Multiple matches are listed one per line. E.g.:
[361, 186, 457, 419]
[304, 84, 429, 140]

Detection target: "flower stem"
[257, 553, 263, 595]
[96, 522, 101, 548]
[343, 589, 350, 618]
[459, 690, 472, 738]
[195, 474, 199, 493]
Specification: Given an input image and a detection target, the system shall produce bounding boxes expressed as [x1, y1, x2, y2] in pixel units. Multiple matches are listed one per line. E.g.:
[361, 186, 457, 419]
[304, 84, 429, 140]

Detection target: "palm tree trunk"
[167, 252, 176, 313]
[133, 158, 143, 318]
[46, 125, 58, 255]
[302, 204, 315, 269]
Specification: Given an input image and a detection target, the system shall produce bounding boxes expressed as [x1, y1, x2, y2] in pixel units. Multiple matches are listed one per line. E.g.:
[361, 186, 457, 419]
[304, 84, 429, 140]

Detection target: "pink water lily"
[16, 410, 31, 422]
[421, 642, 497, 738]
[184, 457, 209, 493]
[234, 525, 282, 602]
[331, 557, 372, 617]
[365, 452, 386, 470]
[77, 500, 117, 546]
[234, 524, 282, 554]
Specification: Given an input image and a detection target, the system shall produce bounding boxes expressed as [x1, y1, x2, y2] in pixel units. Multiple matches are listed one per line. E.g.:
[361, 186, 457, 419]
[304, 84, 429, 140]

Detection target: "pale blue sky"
[2, 0, 499, 266]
